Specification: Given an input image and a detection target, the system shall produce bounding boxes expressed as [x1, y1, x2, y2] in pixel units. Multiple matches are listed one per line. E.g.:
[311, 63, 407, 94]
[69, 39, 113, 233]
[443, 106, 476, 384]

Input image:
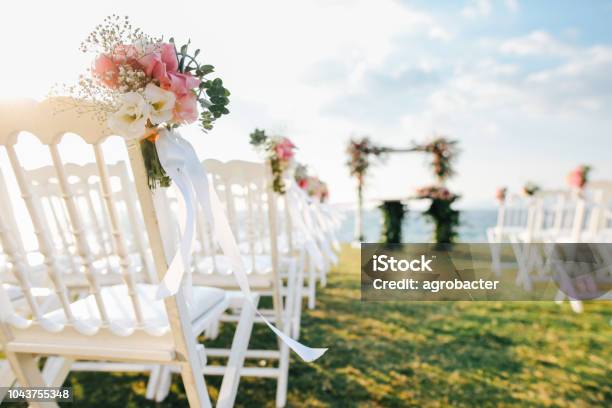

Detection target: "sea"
[335, 208, 498, 243]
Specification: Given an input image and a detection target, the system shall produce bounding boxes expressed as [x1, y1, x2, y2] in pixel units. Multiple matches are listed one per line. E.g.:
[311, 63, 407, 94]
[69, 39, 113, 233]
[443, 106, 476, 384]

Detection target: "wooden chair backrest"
[0, 98, 191, 343]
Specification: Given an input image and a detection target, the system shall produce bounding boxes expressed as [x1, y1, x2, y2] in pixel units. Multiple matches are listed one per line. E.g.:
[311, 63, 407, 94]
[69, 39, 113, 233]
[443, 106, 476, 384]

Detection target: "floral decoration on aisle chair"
[295, 164, 330, 203]
[61, 14, 231, 188]
[567, 164, 592, 191]
[249, 128, 297, 194]
[58, 15, 326, 363]
[522, 182, 540, 197]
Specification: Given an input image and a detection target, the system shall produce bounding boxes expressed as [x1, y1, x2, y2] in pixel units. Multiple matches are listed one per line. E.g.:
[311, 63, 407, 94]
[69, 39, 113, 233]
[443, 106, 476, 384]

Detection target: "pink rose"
[139, 43, 179, 83]
[173, 93, 199, 124]
[495, 187, 507, 203]
[567, 168, 585, 189]
[275, 138, 296, 161]
[439, 188, 450, 200]
[93, 54, 119, 88]
[164, 71, 201, 96]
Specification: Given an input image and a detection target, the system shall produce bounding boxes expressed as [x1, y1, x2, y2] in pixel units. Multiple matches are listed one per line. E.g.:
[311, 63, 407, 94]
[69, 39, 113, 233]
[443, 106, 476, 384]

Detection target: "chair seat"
[2, 284, 53, 301]
[193, 254, 298, 289]
[195, 254, 295, 275]
[44, 284, 226, 329]
[196, 254, 270, 275]
[2, 252, 153, 288]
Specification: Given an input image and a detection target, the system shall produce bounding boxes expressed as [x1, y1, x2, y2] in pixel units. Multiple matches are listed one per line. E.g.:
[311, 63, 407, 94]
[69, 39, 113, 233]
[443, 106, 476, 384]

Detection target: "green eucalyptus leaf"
[199, 65, 215, 75]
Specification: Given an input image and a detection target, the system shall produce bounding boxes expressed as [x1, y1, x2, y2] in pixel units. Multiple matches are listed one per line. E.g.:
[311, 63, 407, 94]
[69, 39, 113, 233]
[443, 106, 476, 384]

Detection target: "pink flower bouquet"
[566, 165, 591, 190]
[249, 129, 297, 194]
[495, 187, 507, 203]
[63, 15, 231, 188]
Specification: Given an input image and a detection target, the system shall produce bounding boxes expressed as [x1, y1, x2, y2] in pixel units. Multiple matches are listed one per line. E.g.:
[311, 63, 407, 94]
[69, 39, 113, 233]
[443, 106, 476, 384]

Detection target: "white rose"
[108, 92, 150, 140]
[144, 83, 176, 125]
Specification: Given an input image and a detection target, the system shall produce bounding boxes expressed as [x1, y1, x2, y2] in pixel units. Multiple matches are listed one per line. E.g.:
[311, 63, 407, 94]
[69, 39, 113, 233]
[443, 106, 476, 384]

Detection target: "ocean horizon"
[336, 208, 497, 243]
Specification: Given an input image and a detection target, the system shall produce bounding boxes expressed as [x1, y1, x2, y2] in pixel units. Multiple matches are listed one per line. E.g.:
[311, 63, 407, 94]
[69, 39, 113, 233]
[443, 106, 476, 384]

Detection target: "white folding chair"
[179, 159, 302, 407]
[15, 161, 162, 392]
[0, 98, 256, 408]
[284, 184, 340, 309]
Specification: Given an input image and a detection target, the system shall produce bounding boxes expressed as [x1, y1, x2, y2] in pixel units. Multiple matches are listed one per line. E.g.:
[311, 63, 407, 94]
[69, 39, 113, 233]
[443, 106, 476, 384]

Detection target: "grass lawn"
[53, 245, 612, 406]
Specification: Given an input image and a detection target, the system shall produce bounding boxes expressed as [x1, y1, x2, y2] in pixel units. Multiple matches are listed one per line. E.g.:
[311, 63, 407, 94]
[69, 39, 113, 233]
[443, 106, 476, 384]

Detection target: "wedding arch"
[346, 136, 460, 244]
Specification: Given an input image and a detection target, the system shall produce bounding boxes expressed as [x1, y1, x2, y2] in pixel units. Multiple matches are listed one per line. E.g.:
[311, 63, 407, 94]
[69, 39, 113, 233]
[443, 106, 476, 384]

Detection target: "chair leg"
[6, 352, 59, 408]
[487, 231, 502, 277]
[319, 256, 328, 288]
[155, 366, 173, 402]
[208, 320, 220, 339]
[42, 357, 73, 387]
[180, 360, 212, 408]
[216, 295, 258, 408]
[284, 260, 297, 328]
[569, 299, 583, 313]
[0, 360, 16, 402]
[292, 265, 304, 340]
[145, 365, 162, 400]
[512, 242, 533, 291]
[307, 259, 316, 310]
[275, 342, 290, 408]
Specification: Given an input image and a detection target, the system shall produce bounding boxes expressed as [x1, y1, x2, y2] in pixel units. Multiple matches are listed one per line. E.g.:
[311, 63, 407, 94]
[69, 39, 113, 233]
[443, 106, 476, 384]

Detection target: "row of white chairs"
[487, 184, 612, 312]
[0, 98, 340, 407]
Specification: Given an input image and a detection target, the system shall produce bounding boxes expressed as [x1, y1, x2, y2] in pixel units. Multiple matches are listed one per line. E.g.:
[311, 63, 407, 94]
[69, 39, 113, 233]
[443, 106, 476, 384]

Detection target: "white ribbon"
[154, 129, 327, 362]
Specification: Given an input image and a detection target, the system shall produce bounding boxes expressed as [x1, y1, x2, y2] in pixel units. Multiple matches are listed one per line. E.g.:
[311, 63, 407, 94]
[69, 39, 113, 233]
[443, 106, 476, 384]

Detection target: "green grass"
[57, 245, 612, 407]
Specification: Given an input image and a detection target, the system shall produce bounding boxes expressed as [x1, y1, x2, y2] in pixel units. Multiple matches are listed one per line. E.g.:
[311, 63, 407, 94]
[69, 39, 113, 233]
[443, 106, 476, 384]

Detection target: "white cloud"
[462, 0, 492, 19]
[505, 0, 519, 13]
[500, 30, 575, 56]
[428, 26, 453, 42]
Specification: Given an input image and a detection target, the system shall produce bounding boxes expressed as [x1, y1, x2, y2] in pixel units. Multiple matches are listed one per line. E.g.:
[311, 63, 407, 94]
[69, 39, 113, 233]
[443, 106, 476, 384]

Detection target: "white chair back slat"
[197, 204, 218, 271]
[245, 186, 258, 271]
[219, 178, 238, 238]
[264, 162, 284, 328]
[0, 212, 44, 327]
[255, 187, 267, 253]
[82, 182, 113, 256]
[495, 204, 505, 230]
[25, 161, 158, 284]
[5, 144, 78, 331]
[93, 144, 146, 328]
[0, 172, 25, 250]
[116, 161, 157, 283]
[48, 142, 114, 329]
[46, 196, 77, 264]
[283, 195, 295, 253]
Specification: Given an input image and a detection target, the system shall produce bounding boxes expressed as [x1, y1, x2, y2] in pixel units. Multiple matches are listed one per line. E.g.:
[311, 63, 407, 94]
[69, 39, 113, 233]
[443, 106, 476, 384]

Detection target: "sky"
[1, 0, 612, 209]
